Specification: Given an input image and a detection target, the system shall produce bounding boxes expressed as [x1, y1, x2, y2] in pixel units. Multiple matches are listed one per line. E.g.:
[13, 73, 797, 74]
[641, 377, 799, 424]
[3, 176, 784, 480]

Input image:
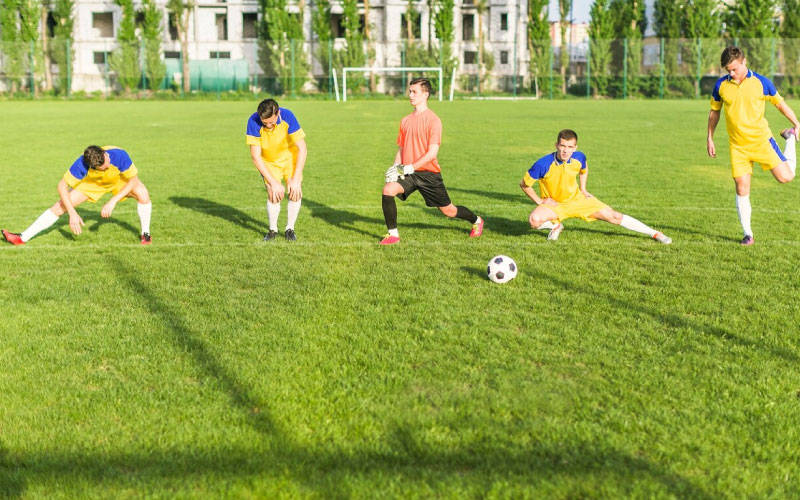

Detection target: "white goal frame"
[342, 67, 443, 102]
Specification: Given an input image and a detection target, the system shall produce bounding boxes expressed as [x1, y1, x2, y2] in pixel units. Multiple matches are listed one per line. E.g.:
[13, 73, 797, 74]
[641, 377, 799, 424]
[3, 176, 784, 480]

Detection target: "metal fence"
[3, 38, 800, 99]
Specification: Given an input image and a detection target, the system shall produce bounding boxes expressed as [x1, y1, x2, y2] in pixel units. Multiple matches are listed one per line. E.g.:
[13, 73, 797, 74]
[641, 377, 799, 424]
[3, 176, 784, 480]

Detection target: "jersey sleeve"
[281, 109, 306, 145]
[396, 117, 406, 147]
[572, 151, 588, 171]
[522, 154, 553, 187]
[710, 77, 725, 111]
[246, 112, 262, 146]
[428, 114, 442, 145]
[63, 156, 87, 188]
[754, 73, 784, 106]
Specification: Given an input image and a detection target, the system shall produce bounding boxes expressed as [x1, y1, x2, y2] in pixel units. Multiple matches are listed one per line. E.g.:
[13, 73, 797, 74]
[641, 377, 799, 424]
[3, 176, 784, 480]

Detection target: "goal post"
[342, 67, 443, 102]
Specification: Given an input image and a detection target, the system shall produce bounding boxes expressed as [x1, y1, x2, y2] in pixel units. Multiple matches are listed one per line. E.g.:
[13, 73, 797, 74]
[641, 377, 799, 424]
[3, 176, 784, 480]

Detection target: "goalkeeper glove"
[400, 164, 414, 176]
[385, 164, 400, 183]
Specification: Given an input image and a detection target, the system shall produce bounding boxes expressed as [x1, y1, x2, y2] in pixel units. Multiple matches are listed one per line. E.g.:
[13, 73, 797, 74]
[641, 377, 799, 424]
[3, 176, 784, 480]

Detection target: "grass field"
[1, 98, 799, 499]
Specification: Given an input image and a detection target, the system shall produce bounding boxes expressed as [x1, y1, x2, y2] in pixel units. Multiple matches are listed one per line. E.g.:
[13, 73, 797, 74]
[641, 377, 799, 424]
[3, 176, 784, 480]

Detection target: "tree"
[311, 0, 333, 91]
[432, 0, 456, 94]
[781, 0, 800, 95]
[653, 0, 683, 79]
[558, 0, 571, 94]
[475, 0, 493, 91]
[726, 0, 779, 71]
[684, 0, 722, 96]
[141, 0, 166, 91]
[18, 0, 44, 95]
[588, 0, 614, 96]
[50, 0, 74, 94]
[338, 0, 366, 90]
[528, 0, 549, 97]
[166, 0, 193, 93]
[610, 0, 646, 96]
[1, 0, 25, 93]
[110, 0, 140, 92]
[258, 0, 308, 94]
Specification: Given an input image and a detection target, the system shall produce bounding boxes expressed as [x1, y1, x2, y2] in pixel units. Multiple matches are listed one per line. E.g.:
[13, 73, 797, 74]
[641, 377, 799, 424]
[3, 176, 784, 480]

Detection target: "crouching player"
[520, 129, 671, 244]
[2, 145, 152, 245]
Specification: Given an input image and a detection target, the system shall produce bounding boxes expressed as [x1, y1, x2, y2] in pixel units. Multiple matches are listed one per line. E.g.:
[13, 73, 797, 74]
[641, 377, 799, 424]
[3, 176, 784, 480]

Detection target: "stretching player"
[246, 98, 307, 241]
[2, 145, 152, 245]
[707, 45, 798, 245]
[520, 129, 672, 244]
[380, 77, 484, 244]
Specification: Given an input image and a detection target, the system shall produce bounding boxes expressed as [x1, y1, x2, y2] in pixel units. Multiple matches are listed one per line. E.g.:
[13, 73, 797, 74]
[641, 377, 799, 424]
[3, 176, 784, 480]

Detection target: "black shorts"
[396, 171, 452, 208]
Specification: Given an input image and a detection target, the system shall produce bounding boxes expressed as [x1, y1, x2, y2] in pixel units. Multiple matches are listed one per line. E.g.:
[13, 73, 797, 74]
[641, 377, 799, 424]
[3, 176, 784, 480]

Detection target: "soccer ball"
[487, 255, 518, 284]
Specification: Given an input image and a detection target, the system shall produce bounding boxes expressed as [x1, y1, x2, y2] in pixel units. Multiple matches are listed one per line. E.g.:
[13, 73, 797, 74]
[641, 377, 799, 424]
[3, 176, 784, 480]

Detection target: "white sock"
[536, 221, 556, 230]
[266, 201, 280, 232]
[784, 134, 796, 176]
[736, 194, 753, 237]
[286, 199, 301, 231]
[137, 202, 152, 235]
[619, 214, 657, 237]
[388, 228, 399, 237]
[21, 209, 60, 242]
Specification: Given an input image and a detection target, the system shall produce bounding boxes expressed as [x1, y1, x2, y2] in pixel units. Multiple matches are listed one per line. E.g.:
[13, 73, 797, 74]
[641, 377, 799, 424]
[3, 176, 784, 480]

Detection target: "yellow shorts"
[263, 162, 296, 183]
[74, 179, 130, 203]
[729, 139, 785, 178]
[551, 196, 609, 223]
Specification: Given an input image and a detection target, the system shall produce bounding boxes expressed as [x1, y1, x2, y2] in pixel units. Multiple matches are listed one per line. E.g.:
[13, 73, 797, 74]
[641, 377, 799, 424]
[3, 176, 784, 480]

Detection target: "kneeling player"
[520, 129, 671, 244]
[2, 145, 152, 245]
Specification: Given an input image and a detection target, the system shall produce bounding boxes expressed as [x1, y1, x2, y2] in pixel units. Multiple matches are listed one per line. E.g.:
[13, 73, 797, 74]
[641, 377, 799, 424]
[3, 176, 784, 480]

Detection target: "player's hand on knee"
[288, 180, 302, 201]
[101, 200, 116, 218]
[269, 181, 285, 203]
[541, 198, 558, 207]
[400, 164, 414, 176]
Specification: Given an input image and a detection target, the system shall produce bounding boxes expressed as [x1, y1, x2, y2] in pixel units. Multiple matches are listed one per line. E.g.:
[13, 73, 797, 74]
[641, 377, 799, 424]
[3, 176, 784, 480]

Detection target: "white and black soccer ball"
[487, 255, 518, 284]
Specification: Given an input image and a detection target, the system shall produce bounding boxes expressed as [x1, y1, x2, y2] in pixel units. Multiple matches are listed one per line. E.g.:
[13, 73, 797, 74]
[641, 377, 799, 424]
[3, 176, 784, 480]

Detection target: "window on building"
[464, 51, 477, 64]
[462, 14, 474, 41]
[400, 14, 421, 39]
[330, 14, 344, 38]
[92, 12, 114, 38]
[243, 13, 258, 39]
[168, 13, 179, 40]
[93, 51, 107, 64]
[135, 11, 145, 29]
[500, 51, 508, 64]
[500, 13, 508, 31]
[216, 14, 228, 41]
[210, 51, 231, 59]
[164, 51, 181, 59]
[46, 12, 56, 38]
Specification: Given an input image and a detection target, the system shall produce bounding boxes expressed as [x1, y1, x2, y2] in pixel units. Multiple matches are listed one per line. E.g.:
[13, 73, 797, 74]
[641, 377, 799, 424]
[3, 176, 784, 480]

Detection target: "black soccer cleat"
[285, 228, 297, 241]
[263, 230, 279, 242]
[140, 232, 152, 245]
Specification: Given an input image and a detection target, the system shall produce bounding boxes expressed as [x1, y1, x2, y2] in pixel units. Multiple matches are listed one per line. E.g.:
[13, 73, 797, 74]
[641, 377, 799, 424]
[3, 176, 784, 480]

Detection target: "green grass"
[1, 99, 799, 499]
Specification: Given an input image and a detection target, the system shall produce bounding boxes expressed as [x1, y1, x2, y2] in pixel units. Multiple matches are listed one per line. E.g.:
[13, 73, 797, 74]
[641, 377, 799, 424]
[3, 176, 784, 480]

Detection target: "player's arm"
[776, 101, 800, 136]
[287, 138, 307, 202]
[249, 145, 284, 203]
[57, 178, 85, 235]
[707, 109, 721, 158]
[101, 175, 140, 218]
[579, 169, 594, 198]
[408, 144, 439, 170]
[519, 178, 543, 204]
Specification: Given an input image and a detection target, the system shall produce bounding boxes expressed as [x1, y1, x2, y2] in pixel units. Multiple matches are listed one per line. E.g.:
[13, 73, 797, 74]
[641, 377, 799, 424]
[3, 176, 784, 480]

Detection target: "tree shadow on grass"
[539, 271, 800, 363]
[303, 197, 384, 239]
[169, 196, 267, 236]
[448, 186, 522, 204]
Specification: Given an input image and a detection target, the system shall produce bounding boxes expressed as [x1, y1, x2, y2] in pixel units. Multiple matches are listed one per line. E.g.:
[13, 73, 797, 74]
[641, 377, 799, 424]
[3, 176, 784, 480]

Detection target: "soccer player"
[2, 145, 152, 245]
[520, 129, 672, 244]
[246, 98, 307, 241]
[707, 45, 798, 245]
[380, 77, 484, 245]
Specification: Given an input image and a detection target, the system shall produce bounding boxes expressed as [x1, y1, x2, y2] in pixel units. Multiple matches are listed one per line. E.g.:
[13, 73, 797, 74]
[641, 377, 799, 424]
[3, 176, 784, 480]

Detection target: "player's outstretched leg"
[781, 128, 797, 177]
[594, 208, 672, 244]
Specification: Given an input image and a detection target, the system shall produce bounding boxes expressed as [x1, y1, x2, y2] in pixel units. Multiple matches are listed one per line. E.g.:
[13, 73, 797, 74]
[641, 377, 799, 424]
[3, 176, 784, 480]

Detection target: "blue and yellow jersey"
[522, 151, 588, 203]
[63, 146, 138, 190]
[711, 70, 783, 147]
[245, 108, 305, 170]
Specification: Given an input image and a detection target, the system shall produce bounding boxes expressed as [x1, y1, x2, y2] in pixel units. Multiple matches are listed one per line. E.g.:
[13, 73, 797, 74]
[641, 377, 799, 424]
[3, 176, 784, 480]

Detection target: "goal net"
[341, 67, 443, 102]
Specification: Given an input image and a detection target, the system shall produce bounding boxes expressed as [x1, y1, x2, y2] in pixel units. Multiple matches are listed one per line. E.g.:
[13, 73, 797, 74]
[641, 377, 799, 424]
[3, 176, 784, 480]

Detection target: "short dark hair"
[557, 129, 578, 143]
[257, 98, 280, 119]
[83, 145, 106, 169]
[409, 77, 432, 96]
[721, 46, 745, 68]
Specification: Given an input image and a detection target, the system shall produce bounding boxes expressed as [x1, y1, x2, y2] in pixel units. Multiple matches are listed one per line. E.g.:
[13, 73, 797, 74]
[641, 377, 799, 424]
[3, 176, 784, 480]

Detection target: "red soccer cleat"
[2, 229, 25, 246]
[379, 234, 400, 245]
[140, 232, 152, 245]
[470, 217, 484, 238]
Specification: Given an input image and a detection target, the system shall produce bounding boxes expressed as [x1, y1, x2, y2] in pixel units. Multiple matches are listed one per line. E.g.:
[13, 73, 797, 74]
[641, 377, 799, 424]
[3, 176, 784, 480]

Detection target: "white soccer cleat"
[653, 232, 672, 245]
[537, 221, 556, 230]
[547, 223, 564, 241]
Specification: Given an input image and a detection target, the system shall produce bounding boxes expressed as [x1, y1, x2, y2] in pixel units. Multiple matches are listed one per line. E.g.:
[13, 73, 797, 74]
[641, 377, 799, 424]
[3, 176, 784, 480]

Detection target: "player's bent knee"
[382, 183, 403, 197]
[50, 201, 66, 216]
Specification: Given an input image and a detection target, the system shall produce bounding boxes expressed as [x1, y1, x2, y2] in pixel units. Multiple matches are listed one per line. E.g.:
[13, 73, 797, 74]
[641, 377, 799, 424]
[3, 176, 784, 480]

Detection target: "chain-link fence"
[3, 38, 800, 99]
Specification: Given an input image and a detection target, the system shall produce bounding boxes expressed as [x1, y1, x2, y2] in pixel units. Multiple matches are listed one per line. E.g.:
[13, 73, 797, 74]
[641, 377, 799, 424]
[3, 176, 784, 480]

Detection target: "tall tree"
[610, 0, 646, 95]
[338, 0, 366, 90]
[363, 0, 376, 92]
[684, 0, 722, 96]
[558, 0, 571, 94]
[110, 0, 140, 92]
[781, 0, 800, 94]
[527, 0, 549, 97]
[259, 0, 308, 94]
[653, 0, 683, 78]
[141, 0, 166, 91]
[726, 0, 779, 71]
[18, 0, 43, 95]
[588, 0, 614, 96]
[311, 0, 333, 91]
[476, 0, 489, 89]
[1, 0, 25, 92]
[50, 0, 74, 94]
[166, 0, 193, 93]
[432, 0, 456, 94]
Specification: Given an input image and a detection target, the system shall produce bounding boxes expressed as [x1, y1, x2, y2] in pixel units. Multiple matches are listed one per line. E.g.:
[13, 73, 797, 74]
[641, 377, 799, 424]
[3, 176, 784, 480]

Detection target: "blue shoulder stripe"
[107, 148, 133, 172]
[527, 153, 554, 179]
[68, 156, 87, 180]
[246, 112, 262, 137]
[280, 108, 301, 134]
[711, 76, 726, 102]
[752, 71, 778, 96]
[571, 151, 587, 169]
